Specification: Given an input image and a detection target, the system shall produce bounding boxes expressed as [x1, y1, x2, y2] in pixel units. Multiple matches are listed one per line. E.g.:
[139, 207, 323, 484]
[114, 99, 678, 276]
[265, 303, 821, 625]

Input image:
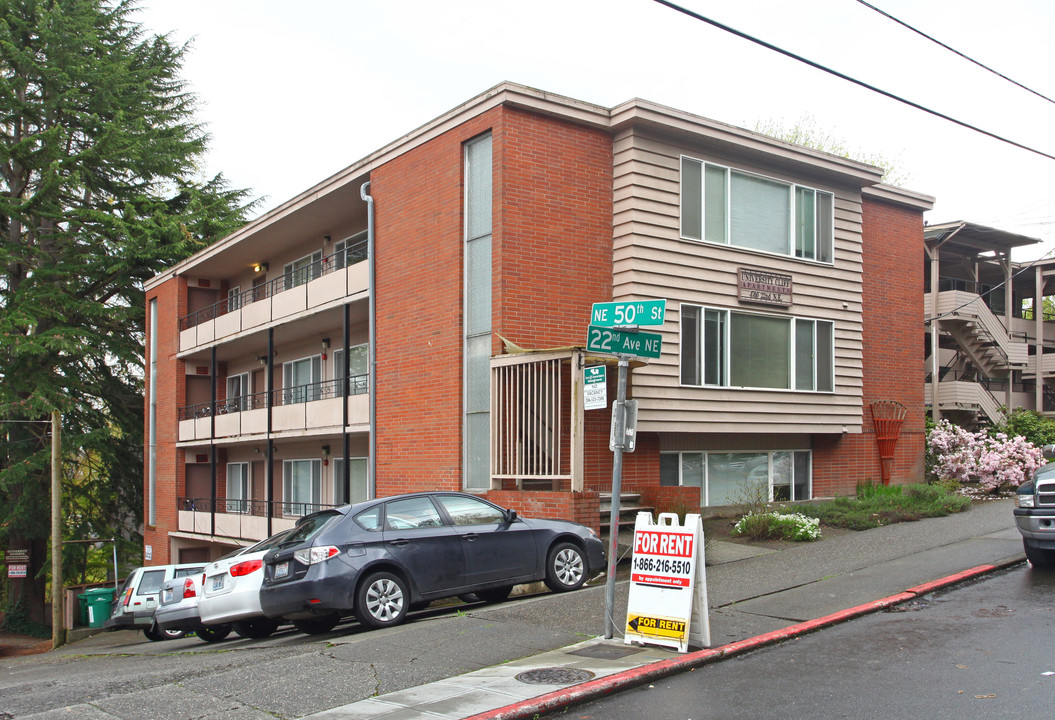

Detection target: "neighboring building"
[143, 83, 933, 563]
[924, 220, 1055, 426]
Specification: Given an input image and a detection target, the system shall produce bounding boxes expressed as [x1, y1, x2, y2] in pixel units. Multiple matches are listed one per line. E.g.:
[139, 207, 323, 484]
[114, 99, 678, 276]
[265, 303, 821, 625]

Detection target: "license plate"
[211, 575, 225, 591]
[275, 561, 289, 579]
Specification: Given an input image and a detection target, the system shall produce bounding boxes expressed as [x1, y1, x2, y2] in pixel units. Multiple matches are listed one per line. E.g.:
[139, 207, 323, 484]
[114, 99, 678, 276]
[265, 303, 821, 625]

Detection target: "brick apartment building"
[143, 83, 933, 564]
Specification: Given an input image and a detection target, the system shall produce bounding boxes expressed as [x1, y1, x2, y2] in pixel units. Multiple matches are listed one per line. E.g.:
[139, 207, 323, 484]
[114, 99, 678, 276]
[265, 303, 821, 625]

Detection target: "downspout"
[361, 181, 376, 498]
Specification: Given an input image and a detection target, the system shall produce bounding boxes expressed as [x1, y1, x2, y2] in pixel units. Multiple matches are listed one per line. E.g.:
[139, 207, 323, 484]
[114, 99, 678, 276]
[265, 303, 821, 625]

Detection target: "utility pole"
[51, 410, 63, 650]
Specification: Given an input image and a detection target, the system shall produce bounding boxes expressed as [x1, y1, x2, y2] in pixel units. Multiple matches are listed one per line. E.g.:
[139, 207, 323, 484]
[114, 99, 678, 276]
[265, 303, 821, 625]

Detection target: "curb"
[463, 559, 1022, 720]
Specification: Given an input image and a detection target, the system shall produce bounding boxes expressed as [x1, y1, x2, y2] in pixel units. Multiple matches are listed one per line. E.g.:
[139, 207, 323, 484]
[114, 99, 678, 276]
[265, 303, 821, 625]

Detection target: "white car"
[199, 530, 292, 638]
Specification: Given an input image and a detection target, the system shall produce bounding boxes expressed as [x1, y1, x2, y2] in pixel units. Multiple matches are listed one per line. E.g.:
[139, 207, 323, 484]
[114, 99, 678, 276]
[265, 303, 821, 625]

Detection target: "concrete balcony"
[179, 260, 368, 354]
[178, 377, 369, 443]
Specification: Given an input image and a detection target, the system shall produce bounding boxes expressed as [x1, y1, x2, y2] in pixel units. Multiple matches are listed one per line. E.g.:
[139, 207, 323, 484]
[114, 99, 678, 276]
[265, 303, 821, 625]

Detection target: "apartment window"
[332, 457, 368, 506]
[283, 355, 322, 404]
[227, 286, 241, 312]
[660, 450, 811, 505]
[333, 345, 368, 395]
[333, 231, 367, 270]
[284, 250, 323, 288]
[226, 462, 249, 513]
[225, 372, 249, 412]
[283, 458, 321, 516]
[680, 305, 833, 391]
[681, 157, 834, 263]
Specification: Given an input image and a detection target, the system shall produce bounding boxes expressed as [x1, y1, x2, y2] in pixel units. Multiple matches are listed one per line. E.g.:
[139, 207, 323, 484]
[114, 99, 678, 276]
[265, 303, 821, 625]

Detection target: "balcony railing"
[179, 238, 368, 331]
[178, 374, 368, 421]
[180, 497, 335, 519]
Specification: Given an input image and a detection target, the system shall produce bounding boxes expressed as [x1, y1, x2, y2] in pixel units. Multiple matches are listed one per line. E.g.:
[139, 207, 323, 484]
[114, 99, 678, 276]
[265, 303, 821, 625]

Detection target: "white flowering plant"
[732, 511, 821, 542]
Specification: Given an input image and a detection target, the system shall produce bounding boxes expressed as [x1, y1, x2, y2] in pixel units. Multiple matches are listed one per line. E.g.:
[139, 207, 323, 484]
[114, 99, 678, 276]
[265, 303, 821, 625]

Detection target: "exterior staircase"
[599, 491, 654, 560]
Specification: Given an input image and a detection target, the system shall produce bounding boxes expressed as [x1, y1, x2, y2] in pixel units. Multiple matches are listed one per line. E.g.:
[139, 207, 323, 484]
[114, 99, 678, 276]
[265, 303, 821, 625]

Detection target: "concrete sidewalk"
[305, 499, 1025, 720]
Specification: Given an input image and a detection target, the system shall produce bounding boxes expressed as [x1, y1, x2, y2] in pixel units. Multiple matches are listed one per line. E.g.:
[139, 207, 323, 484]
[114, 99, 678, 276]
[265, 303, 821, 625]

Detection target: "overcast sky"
[134, 0, 1055, 259]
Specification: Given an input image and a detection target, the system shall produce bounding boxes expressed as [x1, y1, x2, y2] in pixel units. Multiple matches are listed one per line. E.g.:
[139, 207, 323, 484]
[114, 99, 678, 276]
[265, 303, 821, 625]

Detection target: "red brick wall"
[372, 108, 510, 496]
[373, 105, 614, 497]
[486, 489, 600, 532]
[493, 107, 613, 347]
[813, 196, 925, 495]
[143, 275, 188, 565]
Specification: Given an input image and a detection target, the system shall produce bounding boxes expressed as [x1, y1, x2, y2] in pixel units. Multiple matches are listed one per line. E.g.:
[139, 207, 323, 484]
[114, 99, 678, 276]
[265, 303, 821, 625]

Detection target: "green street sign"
[587, 326, 663, 359]
[590, 299, 666, 327]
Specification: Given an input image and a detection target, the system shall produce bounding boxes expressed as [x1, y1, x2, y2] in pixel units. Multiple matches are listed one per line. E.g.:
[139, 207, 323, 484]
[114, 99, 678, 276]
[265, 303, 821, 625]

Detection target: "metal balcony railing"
[178, 238, 368, 331]
[178, 374, 368, 421]
[179, 497, 335, 520]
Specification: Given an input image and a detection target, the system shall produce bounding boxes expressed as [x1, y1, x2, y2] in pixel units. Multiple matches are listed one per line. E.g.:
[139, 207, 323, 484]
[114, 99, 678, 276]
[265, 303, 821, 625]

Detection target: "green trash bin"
[83, 587, 116, 628]
[77, 593, 89, 627]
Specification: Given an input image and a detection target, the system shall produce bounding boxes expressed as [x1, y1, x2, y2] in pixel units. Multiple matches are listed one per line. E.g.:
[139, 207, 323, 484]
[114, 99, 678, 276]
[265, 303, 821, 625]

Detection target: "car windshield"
[245, 529, 293, 553]
[279, 511, 341, 546]
[137, 569, 167, 594]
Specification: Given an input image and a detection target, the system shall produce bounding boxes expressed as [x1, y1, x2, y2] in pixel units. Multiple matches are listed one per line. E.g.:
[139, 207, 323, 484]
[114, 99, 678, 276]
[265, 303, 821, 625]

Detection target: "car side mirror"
[1044, 444, 1055, 460]
[504, 508, 518, 523]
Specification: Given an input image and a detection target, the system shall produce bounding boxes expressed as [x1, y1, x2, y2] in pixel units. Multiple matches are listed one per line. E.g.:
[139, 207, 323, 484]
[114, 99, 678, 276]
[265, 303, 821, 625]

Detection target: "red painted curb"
[462, 562, 1018, 720]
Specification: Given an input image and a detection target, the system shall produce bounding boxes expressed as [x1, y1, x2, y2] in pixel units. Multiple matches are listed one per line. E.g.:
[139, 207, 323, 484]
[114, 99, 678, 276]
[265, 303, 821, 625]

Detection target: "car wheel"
[545, 542, 586, 592]
[356, 571, 409, 629]
[144, 626, 186, 641]
[1024, 539, 1055, 569]
[233, 617, 281, 639]
[292, 614, 340, 635]
[196, 624, 232, 643]
[475, 586, 513, 604]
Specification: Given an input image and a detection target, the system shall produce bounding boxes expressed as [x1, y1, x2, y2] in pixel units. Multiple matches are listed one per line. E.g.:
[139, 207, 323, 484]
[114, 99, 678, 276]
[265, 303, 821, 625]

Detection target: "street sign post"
[587, 327, 662, 359]
[591, 299, 666, 327]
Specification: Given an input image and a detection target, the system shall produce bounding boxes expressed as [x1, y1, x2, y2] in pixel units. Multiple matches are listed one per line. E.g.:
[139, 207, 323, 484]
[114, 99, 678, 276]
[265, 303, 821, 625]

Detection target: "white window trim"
[680, 155, 835, 265]
[661, 450, 813, 504]
[226, 462, 250, 514]
[679, 303, 835, 393]
[282, 458, 321, 517]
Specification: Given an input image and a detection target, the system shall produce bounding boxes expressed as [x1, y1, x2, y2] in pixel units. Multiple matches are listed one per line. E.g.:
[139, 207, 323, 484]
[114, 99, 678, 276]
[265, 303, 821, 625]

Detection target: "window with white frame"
[681, 156, 834, 263]
[283, 459, 321, 516]
[225, 372, 250, 412]
[333, 231, 367, 270]
[332, 457, 368, 506]
[333, 345, 368, 396]
[227, 286, 241, 312]
[226, 462, 250, 513]
[464, 132, 492, 491]
[681, 305, 833, 391]
[660, 450, 811, 505]
[284, 250, 323, 288]
[283, 355, 322, 404]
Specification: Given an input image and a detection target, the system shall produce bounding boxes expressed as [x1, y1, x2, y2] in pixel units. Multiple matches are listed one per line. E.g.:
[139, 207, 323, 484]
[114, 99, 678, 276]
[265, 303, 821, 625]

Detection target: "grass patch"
[792, 483, 971, 531]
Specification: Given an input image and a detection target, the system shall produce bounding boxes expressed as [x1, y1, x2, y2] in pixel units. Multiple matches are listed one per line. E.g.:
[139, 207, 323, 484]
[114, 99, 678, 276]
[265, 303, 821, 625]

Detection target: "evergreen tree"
[0, 0, 255, 626]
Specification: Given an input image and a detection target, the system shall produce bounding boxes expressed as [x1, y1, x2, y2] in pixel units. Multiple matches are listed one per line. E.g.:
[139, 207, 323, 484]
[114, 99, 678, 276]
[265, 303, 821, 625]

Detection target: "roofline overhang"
[147, 81, 921, 290]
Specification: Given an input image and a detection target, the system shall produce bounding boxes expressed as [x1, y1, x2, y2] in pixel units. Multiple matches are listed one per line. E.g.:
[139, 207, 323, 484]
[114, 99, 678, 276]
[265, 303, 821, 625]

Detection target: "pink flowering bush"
[926, 420, 1044, 494]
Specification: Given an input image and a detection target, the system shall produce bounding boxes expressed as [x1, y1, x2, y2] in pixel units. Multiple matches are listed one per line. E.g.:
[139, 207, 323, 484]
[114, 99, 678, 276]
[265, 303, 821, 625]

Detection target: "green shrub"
[793, 483, 970, 530]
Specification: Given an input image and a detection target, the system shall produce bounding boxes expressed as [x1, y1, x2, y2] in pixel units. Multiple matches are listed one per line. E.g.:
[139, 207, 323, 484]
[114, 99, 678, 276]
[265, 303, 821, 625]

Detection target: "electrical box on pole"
[610, 399, 638, 452]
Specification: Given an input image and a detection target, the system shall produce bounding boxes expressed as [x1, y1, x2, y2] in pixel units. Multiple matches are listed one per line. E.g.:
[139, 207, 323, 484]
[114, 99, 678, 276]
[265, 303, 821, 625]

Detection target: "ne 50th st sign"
[591, 299, 666, 327]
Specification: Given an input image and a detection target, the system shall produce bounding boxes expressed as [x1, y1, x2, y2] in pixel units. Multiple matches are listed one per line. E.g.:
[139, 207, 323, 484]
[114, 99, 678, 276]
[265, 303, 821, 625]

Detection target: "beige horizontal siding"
[611, 127, 865, 434]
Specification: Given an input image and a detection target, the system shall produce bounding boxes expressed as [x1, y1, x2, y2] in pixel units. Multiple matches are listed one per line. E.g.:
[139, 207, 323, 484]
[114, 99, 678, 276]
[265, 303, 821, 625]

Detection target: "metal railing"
[178, 374, 368, 421]
[179, 497, 335, 519]
[178, 238, 368, 331]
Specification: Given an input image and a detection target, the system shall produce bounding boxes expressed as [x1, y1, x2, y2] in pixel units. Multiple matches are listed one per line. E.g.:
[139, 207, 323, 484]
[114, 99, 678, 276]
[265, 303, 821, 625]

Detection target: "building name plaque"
[738, 268, 793, 307]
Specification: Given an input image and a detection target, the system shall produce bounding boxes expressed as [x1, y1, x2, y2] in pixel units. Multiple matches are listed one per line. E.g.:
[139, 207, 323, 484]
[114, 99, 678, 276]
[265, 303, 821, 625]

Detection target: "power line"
[650, 0, 1055, 163]
[855, 0, 1055, 107]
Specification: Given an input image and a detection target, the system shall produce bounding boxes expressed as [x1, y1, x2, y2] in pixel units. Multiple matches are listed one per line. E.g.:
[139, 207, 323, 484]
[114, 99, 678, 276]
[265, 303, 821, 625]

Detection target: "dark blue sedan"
[259, 492, 605, 633]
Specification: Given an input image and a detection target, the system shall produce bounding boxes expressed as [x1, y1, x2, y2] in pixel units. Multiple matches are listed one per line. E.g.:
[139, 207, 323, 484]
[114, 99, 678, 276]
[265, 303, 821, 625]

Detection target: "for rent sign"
[624, 512, 710, 652]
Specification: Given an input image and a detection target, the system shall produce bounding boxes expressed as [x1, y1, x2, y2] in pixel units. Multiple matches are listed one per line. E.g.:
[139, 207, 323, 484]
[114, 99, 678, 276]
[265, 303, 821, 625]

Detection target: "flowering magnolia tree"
[927, 420, 1044, 493]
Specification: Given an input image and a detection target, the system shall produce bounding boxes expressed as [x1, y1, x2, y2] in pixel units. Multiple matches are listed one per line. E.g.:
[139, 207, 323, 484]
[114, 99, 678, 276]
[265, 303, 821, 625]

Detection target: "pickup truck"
[1014, 459, 1055, 569]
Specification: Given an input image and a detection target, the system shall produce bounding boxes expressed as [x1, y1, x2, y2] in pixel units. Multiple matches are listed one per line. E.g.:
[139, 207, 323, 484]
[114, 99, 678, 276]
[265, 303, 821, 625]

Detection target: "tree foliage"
[0, 0, 255, 623]
[754, 114, 909, 187]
